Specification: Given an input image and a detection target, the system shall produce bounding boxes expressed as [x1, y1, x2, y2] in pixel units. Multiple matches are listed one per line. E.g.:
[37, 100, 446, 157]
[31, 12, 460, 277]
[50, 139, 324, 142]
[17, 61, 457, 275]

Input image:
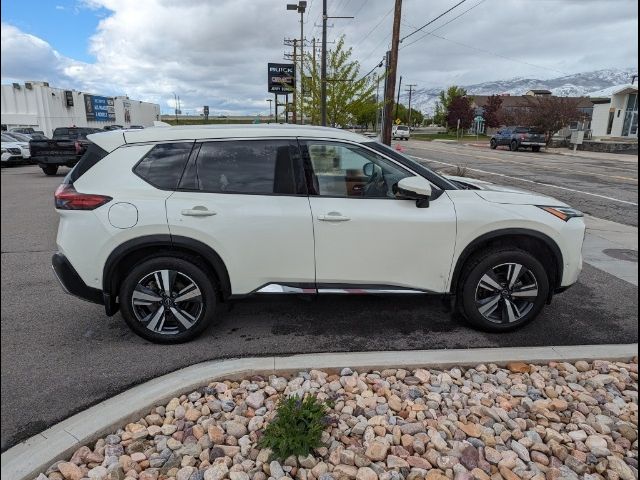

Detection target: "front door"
[166, 139, 315, 295]
[300, 140, 457, 293]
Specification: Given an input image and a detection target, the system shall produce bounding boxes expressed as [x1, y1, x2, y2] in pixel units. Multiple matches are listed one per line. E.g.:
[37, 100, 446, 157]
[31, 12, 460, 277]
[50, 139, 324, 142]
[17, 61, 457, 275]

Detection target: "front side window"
[303, 141, 412, 198]
[134, 142, 194, 189]
[180, 140, 305, 195]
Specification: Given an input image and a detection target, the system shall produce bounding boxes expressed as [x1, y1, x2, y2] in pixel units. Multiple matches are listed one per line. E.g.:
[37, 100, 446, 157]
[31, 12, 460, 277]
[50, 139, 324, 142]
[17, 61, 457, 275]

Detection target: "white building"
[590, 84, 638, 139]
[1, 81, 161, 137]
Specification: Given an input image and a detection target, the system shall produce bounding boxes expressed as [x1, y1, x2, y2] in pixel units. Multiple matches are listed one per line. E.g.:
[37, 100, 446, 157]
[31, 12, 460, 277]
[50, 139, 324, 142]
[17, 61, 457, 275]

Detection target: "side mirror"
[363, 162, 375, 177]
[395, 176, 433, 208]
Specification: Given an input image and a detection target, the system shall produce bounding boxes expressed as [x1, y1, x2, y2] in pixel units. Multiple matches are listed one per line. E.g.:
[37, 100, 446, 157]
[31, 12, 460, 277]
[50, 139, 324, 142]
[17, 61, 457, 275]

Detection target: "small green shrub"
[258, 395, 331, 460]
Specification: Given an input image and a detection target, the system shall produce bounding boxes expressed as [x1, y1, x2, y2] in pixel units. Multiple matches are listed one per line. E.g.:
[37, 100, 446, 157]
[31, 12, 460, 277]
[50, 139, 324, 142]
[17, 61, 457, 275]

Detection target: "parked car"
[1, 133, 30, 166]
[10, 127, 37, 135]
[52, 125, 585, 343]
[104, 125, 124, 131]
[128, 125, 145, 129]
[392, 125, 411, 140]
[29, 127, 102, 175]
[490, 126, 546, 152]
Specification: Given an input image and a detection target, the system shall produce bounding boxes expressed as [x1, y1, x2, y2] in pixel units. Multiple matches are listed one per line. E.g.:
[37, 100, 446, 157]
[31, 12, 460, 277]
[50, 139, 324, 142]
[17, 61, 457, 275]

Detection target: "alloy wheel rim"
[474, 262, 539, 324]
[131, 269, 203, 335]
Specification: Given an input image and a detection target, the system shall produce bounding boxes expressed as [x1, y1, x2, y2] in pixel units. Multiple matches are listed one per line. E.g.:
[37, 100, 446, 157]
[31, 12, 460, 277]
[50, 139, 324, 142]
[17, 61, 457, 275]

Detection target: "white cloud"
[1, 0, 638, 115]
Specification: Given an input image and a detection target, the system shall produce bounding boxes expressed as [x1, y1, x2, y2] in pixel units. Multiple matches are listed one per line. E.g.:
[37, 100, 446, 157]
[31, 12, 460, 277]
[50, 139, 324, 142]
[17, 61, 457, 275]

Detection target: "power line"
[400, 0, 468, 43]
[304, 0, 316, 23]
[333, 0, 369, 41]
[418, 31, 569, 76]
[354, 6, 393, 48]
[401, 0, 488, 49]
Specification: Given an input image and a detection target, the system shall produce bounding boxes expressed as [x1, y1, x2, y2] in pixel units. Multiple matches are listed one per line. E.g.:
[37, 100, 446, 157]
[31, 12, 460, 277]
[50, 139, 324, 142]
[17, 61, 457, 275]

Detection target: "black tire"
[490, 139, 497, 149]
[509, 140, 519, 152]
[119, 256, 218, 343]
[532, 146, 541, 152]
[42, 165, 59, 175]
[457, 248, 550, 332]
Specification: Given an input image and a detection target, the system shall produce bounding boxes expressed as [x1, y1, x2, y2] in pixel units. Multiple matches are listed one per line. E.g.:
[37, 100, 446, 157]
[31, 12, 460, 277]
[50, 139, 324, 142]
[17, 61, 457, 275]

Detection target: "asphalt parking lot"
[1, 150, 638, 452]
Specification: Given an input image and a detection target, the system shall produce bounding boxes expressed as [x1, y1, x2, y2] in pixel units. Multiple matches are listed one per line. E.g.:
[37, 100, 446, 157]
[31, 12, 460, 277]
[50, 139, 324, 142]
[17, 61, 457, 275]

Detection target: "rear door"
[301, 139, 457, 293]
[165, 138, 316, 295]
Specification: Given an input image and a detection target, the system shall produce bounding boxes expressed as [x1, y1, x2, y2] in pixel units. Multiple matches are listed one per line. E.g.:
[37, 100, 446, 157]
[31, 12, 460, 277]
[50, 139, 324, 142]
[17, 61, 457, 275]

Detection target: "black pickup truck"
[29, 127, 102, 175]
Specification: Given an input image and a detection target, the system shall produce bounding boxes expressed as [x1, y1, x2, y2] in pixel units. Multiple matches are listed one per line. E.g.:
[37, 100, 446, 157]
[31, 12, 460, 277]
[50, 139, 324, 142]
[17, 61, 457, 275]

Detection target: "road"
[402, 141, 638, 227]
[1, 152, 638, 452]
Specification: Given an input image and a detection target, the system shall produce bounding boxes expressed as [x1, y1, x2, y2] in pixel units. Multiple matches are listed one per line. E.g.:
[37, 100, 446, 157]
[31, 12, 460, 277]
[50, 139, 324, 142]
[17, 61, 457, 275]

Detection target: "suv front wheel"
[458, 248, 549, 331]
[119, 256, 218, 343]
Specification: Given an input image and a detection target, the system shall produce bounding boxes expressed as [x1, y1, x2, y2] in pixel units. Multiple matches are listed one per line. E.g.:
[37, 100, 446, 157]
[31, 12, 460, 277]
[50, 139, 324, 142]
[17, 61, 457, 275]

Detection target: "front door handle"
[318, 213, 351, 222]
[181, 206, 217, 217]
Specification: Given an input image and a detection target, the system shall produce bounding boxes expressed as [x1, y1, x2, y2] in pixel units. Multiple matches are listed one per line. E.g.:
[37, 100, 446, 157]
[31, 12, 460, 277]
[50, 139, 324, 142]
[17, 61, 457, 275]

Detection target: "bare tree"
[524, 97, 584, 144]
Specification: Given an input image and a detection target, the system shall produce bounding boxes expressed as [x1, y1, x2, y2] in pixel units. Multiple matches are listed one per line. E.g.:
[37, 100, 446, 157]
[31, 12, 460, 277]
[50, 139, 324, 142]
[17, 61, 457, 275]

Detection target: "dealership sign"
[268, 63, 295, 94]
[84, 94, 116, 122]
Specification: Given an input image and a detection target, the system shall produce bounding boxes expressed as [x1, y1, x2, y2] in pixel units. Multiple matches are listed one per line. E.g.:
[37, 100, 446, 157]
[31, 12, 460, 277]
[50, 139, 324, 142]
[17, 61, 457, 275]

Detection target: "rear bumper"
[52, 253, 104, 305]
[520, 141, 546, 146]
[36, 155, 80, 167]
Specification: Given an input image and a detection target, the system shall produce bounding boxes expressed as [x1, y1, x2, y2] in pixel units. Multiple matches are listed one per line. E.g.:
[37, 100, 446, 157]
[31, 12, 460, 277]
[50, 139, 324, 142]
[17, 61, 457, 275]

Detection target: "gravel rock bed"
[40, 359, 638, 480]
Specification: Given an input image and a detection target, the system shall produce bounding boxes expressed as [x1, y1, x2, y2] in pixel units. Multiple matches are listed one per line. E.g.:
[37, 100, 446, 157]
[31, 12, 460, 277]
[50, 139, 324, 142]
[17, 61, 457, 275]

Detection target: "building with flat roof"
[1, 81, 160, 137]
[590, 84, 638, 139]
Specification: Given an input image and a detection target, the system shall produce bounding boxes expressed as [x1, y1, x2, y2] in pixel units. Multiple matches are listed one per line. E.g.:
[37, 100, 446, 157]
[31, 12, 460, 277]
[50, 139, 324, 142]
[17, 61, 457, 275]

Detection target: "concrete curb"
[2, 344, 638, 480]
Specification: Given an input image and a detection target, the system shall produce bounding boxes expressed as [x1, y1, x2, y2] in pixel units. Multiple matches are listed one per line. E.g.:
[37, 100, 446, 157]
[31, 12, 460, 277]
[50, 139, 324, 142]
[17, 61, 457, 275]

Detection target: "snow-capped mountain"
[412, 67, 637, 114]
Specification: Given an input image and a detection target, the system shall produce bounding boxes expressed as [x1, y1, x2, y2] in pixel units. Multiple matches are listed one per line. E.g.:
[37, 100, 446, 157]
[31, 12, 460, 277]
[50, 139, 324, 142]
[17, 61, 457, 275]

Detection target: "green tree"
[434, 86, 469, 128]
[446, 96, 474, 130]
[439, 86, 468, 112]
[302, 37, 377, 126]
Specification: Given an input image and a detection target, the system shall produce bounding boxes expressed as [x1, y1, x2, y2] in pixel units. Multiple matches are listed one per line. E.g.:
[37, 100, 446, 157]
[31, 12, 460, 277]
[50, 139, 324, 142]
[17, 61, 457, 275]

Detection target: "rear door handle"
[181, 206, 217, 217]
[318, 213, 350, 222]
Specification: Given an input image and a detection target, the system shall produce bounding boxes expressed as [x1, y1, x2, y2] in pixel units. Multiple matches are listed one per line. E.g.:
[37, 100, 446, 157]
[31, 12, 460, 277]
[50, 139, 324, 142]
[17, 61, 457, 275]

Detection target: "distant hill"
[412, 67, 638, 114]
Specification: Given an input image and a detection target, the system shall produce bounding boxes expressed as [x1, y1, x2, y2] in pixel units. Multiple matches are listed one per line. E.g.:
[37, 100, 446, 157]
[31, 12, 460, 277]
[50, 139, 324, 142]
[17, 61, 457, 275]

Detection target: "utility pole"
[406, 84, 417, 127]
[299, 10, 304, 124]
[292, 40, 298, 124]
[321, 0, 328, 126]
[382, 0, 403, 145]
[395, 75, 403, 121]
[173, 92, 178, 124]
[374, 73, 380, 134]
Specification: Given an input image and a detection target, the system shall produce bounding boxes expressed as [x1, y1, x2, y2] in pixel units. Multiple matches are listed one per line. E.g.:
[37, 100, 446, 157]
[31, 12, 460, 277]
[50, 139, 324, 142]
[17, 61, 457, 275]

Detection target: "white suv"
[52, 125, 585, 343]
[392, 125, 411, 141]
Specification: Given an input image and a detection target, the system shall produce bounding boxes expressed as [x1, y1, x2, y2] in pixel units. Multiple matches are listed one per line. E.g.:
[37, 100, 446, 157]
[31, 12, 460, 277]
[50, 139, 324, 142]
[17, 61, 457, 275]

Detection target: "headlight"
[537, 206, 584, 222]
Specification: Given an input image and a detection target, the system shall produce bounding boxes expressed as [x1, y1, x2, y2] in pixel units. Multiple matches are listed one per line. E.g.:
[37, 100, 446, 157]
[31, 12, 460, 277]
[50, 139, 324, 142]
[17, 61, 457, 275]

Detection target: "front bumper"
[52, 253, 104, 305]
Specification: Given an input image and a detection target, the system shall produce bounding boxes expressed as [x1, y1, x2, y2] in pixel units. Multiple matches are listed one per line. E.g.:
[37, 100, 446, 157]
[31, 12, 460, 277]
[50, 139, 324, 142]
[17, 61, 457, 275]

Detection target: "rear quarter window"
[134, 142, 194, 190]
[65, 143, 109, 184]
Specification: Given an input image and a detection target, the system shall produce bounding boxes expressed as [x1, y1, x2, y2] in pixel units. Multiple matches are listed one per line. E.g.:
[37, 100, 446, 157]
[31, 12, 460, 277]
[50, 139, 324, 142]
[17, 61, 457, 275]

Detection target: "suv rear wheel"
[119, 256, 218, 343]
[457, 248, 549, 331]
[42, 165, 59, 175]
[509, 140, 519, 151]
[490, 139, 497, 149]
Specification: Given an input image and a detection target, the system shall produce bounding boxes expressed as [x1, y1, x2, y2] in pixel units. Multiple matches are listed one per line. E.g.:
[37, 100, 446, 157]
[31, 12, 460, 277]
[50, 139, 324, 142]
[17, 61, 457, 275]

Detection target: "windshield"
[5, 132, 30, 142]
[363, 141, 459, 190]
[397, 126, 409, 131]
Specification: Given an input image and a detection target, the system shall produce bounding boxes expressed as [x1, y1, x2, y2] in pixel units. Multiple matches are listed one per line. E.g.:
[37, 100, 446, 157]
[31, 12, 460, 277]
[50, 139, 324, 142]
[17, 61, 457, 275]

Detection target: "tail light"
[55, 184, 112, 210]
[74, 141, 82, 154]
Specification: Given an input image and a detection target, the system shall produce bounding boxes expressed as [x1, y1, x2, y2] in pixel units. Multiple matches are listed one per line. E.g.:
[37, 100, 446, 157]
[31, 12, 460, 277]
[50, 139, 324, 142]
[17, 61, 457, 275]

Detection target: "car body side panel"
[60, 144, 172, 289]
[446, 190, 585, 289]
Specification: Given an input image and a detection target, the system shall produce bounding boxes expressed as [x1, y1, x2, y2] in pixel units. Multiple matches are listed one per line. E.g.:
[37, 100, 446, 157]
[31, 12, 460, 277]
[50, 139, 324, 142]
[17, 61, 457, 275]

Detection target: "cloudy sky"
[1, 0, 637, 115]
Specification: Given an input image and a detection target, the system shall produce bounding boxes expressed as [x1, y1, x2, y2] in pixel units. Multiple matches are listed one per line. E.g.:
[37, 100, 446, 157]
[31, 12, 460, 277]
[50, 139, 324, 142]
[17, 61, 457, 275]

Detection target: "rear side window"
[134, 142, 194, 189]
[65, 143, 109, 184]
[179, 140, 305, 195]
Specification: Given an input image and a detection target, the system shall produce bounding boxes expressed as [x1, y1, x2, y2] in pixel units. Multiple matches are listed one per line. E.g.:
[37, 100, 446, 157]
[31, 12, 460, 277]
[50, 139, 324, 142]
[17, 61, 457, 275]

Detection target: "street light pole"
[321, 0, 328, 126]
[288, 2, 307, 125]
[267, 99, 273, 120]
